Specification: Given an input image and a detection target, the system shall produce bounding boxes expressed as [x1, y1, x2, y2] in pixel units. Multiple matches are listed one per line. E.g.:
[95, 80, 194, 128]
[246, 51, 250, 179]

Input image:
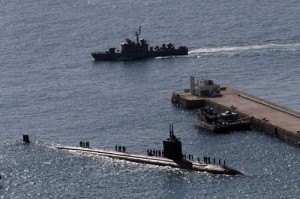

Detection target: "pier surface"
[172, 87, 300, 145]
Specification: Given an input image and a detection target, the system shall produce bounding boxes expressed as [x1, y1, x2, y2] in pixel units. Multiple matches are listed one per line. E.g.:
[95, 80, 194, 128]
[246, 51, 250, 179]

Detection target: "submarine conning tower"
[163, 124, 183, 160]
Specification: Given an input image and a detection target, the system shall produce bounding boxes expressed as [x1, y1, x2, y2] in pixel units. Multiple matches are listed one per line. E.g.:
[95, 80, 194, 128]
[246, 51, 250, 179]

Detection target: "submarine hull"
[91, 48, 188, 61]
[56, 146, 243, 176]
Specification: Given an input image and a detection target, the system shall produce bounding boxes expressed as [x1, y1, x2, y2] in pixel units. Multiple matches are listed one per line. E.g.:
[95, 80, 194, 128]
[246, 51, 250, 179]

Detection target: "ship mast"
[135, 26, 141, 45]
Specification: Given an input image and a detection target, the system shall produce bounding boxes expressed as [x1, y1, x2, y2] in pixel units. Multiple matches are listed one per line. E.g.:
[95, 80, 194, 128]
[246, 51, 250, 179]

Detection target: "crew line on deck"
[22, 123, 243, 175]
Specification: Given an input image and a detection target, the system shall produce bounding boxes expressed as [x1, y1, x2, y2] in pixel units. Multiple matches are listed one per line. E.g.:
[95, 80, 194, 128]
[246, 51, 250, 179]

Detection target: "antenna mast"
[135, 26, 141, 45]
[169, 124, 172, 139]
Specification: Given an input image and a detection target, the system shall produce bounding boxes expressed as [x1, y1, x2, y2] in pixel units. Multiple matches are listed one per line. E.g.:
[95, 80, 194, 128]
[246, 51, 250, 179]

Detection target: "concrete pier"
[172, 86, 300, 146]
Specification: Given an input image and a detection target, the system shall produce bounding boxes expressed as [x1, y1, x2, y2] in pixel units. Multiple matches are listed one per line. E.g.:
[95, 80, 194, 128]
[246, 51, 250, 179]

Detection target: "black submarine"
[54, 125, 243, 175]
[91, 27, 188, 61]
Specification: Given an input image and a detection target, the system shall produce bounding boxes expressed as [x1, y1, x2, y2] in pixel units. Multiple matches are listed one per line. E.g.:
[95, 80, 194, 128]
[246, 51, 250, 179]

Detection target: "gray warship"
[91, 27, 188, 61]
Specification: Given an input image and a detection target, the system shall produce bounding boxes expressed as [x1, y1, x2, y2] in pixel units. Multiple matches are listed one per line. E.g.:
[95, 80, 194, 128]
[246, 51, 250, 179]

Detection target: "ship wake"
[189, 43, 300, 57]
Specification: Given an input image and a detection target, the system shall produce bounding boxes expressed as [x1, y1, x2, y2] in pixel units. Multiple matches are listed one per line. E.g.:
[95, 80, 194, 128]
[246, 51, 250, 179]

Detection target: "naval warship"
[91, 27, 188, 61]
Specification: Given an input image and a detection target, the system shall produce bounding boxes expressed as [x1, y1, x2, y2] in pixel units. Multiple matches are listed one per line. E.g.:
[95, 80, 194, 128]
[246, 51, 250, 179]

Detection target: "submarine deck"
[55, 146, 242, 175]
[172, 87, 300, 145]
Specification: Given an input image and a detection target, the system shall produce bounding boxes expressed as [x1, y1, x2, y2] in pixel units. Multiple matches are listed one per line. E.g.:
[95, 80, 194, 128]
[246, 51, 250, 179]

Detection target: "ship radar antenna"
[169, 124, 172, 138]
[135, 26, 142, 45]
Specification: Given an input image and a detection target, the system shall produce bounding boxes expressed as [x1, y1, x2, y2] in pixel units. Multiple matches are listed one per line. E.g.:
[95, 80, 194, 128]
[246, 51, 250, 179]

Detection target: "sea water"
[1, 0, 300, 198]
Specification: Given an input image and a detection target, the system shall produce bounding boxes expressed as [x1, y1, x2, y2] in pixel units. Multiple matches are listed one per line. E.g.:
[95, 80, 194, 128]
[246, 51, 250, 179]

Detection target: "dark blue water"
[1, 0, 300, 198]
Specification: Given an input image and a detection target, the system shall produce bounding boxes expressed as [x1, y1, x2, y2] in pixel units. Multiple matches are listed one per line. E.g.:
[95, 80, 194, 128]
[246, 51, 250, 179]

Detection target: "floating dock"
[55, 146, 242, 175]
[172, 77, 300, 146]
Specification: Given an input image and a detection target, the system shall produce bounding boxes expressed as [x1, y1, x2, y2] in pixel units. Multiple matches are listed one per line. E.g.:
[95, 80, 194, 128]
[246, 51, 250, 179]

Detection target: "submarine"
[54, 125, 243, 176]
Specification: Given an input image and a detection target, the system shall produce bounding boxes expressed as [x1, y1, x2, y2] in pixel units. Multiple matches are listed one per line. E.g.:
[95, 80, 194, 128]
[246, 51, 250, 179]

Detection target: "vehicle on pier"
[91, 27, 188, 61]
[193, 106, 252, 133]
